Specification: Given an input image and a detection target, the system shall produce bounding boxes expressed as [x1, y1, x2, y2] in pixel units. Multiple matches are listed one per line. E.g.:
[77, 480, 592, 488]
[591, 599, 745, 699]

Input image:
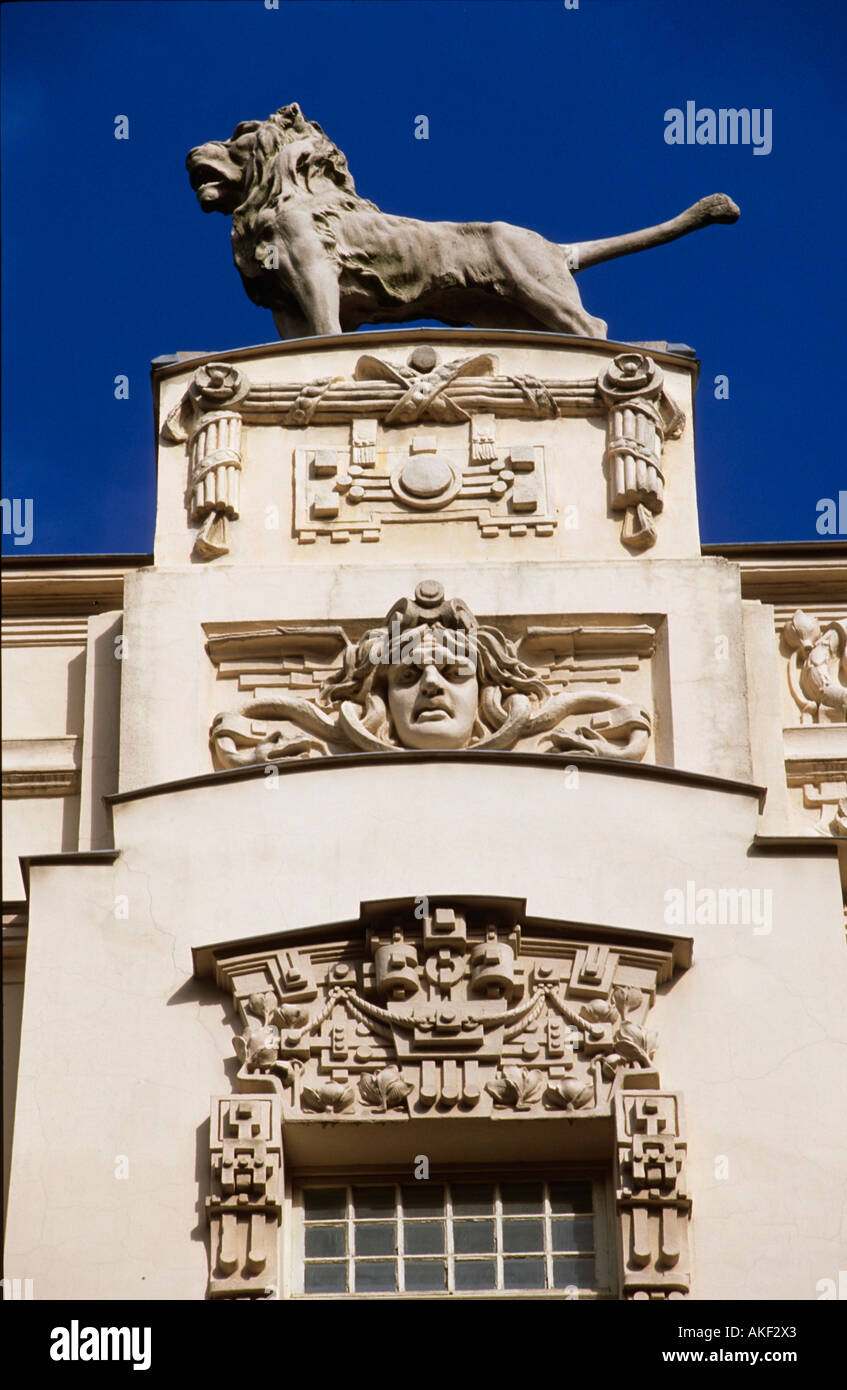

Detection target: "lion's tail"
[563, 193, 739, 271]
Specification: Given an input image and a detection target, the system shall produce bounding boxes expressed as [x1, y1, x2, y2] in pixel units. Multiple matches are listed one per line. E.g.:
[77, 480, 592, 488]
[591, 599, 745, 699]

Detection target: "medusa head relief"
[209, 582, 653, 766]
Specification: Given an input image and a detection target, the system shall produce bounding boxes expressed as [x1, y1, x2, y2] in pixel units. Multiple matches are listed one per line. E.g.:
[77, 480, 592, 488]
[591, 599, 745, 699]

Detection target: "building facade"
[3, 328, 846, 1301]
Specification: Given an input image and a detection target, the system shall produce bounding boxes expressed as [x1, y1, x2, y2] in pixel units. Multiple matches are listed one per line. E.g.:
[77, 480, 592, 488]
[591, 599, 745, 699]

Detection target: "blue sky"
[2, 0, 846, 553]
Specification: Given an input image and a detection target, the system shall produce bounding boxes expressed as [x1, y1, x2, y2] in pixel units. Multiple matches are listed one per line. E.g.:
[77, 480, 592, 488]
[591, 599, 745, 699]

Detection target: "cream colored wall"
[4, 765, 846, 1299]
[4, 336, 845, 1304]
[2, 631, 86, 894]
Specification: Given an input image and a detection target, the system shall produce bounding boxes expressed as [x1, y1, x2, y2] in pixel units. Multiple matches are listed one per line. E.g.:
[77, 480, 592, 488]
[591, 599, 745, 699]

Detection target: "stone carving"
[599, 352, 685, 550]
[787, 775, 847, 838]
[163, 362, 248, 558]
[164, 349, 684, 552]
[783, 610, 847, 720]
[208, 582, 652, 765]
[206, 1095, 282, 1299]
[204, 898, 691, 1299]
[614, 1092, 691, 1299]
[781, 610, 847, 837]
[186, 102, 738, 340]
[210, 902, 677, 1120]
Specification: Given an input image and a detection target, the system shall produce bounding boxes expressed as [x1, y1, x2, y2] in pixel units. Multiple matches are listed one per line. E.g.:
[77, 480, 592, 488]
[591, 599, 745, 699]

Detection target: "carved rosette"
[162, 349, 685, 558]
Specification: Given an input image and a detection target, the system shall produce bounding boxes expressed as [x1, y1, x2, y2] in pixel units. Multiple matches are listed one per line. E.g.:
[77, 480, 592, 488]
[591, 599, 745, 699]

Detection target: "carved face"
[186, 122, 261, 214]
[386, 642, 479, 750]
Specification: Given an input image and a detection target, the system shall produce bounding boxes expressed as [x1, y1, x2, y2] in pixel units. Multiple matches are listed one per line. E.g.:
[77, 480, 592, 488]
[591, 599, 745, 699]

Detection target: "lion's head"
[186, 120, 263, 215]
[187, 103, 371, 213]
[187, 103, 375, 309]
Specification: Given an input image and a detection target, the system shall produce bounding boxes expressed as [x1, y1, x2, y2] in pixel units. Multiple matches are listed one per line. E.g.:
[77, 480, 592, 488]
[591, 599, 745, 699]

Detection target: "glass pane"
[454, 1219, 495, 1254]
[554, 1255, 595, 1289]
[401, 1185, 445, 1218]
[502, 1218, 544, 1253]
[356, 1222, 396, 1256]
[549, 1182, 593, 1215]
[305, 1224, 346, 1259]
[504, 1256, 547, 1290]
[454, 1259, 497, 1291]
[404, 1221, 445, 1255]
[451, 1183, 494, 1216]
[304, 1188, 346, 1221]
[405, 1260, 447, 1292]
[353, 1186, 395, 1219]
[500, 1182, 543, 1215]
[305, 1262, 347, 1293]
[355, 1260, 398, 1292]
[552, 1217, 594, 1252]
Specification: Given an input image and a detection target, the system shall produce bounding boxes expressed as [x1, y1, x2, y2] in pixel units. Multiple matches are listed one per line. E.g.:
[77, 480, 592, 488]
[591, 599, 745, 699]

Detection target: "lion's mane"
[230, 104, 377, 305]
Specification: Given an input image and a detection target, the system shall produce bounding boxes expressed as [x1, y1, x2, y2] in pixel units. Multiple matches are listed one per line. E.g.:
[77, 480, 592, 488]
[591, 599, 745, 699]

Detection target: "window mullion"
[346, 1186, 354, 1295]
[445, 1183, 455, 1293]
[494, 1184, 504, 1292]
[396, 1183, 405, 1294]
[543, 1182, 553, 1292]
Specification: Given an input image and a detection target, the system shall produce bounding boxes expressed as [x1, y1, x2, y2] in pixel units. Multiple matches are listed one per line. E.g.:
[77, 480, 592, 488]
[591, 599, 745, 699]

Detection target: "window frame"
[284, 1164, 617, 1300]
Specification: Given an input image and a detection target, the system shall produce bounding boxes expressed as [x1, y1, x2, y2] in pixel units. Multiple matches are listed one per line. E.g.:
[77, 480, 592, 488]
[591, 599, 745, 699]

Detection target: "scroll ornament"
[209, 581, 652, 766]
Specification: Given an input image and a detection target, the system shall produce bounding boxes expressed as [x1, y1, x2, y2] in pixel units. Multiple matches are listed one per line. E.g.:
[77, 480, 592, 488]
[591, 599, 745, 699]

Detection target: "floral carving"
[214, 905, 675, 1121]
[593, 987, 658, 1078]
[232, 992, 281, 1072]
[545, 1077, 596, 1111]
[301, 1080, 356, 1114]
[486, 1065, 545, 1111]
[358, 1066, 414, 1112]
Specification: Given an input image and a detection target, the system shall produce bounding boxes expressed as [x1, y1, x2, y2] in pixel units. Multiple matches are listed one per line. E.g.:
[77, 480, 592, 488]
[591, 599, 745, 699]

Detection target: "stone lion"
[187, 103, 739, 341]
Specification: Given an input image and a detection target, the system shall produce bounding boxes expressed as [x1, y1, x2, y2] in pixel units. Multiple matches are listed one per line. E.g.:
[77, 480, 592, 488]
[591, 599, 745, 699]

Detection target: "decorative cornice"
[1, 617, 89, 647]
[107, 749, 767, 809]
[18, 849, 119, 897]
[2, 737, 81, 797]
[150, 329, 701, 383]
[1, 558, 150, 618]
[701, 546, 847, 605]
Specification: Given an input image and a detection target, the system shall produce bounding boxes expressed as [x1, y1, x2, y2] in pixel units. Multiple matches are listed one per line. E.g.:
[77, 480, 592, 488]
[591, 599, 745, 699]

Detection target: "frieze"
[163, 349, 684, 556]
[205, 582, 655, 766]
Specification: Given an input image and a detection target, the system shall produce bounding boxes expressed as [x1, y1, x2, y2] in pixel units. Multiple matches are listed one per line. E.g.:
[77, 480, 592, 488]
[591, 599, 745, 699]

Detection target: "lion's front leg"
[272, 307, 313, 342]
[276, 208, 342, 336]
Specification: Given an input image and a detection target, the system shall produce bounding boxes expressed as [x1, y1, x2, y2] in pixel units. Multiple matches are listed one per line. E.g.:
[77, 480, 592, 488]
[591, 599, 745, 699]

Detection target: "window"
[293, 1175, 608, 1297]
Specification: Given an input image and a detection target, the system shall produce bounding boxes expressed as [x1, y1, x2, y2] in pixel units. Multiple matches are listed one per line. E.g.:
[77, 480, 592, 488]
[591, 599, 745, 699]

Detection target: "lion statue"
[187, 103, 739, 341]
